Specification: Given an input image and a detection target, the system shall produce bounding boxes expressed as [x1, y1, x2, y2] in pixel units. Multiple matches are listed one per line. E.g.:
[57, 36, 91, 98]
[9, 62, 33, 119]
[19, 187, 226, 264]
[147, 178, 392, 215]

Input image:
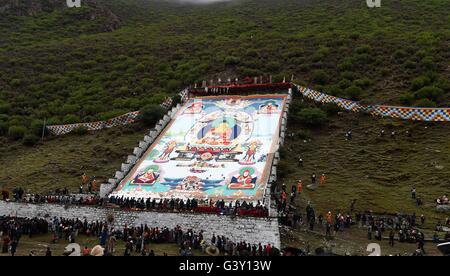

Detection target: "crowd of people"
[1, 187, 103, 207]
[26, 194, 103, 206]
[1, 216, 50, 256]
[0, 215, 278, 256]
[281, 201, 450, 248]
[108, 196, 269, 217]
[1, 187, 269, 218]
[189, 81, 292, 97]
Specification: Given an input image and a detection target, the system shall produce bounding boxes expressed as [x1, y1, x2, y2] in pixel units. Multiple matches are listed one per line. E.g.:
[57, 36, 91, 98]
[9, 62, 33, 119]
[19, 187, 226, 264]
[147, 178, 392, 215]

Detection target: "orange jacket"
[297, 181, 303, 193]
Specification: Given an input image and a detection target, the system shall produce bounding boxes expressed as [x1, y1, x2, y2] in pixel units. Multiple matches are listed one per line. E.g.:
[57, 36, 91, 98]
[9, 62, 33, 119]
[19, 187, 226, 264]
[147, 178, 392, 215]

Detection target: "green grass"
[0, 126, 147, 193]
[279, 97, 450, 231]
[0, 0, 449, 255]
[0, 0, 449, 142]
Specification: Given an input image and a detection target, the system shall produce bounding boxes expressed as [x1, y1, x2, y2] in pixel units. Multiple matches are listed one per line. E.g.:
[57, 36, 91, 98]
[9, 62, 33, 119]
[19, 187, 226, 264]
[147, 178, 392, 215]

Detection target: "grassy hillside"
[0, 125, 147, 193]
[0, 0, 449, 254]
[279, 94, 450, 238]
[0, 0, 449, 144]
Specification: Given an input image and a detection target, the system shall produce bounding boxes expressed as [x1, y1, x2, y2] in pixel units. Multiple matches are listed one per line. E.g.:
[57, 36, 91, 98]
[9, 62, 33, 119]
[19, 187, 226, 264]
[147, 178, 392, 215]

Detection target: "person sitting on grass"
[436, 195, 449, 205]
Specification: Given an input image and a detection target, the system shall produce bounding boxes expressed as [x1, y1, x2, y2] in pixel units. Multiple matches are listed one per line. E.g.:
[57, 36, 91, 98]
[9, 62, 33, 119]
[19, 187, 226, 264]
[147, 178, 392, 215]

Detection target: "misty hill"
[0, 0, 448, 142]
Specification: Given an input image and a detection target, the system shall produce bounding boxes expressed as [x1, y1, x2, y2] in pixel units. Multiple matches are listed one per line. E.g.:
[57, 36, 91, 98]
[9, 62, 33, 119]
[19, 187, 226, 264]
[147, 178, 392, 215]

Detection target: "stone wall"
[0, 201, 280, 248]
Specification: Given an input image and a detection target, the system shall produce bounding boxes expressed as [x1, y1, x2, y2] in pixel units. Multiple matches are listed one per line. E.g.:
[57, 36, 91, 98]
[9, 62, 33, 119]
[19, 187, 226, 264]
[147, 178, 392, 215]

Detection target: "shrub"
[341, 71, 356, 81]
[414, 86, 444, 101]
[172, 94, 182, 106]
[0, 103, 11, 114]
[30, 120, 45, 136]
[338, 79, 352, 89]
[72, 126, 88, 135]
[312, 70, 329, 85]
[436, 78, 450, 92]
[0, 121, 8, 136]
[323, 103, 340, 116]
[8, 125, 26, 140]
[420, 56, 435, 71]
[139, 104, 166, 126]
[297, 108, 327, 127]
[326, 85, 343, 97]
[166, 79, 181, 91]
[355, 45, 371, 54]
[224, 56, 240, 66]
[399, 93, 414, 105]
[22, 133, 39, 146]
[10, 79, 21, 87]
[415, 98, 437, 107]
[338, 60, 354, 71]
[344, 86, 363, 101]
[353, 78, 371, 88]
[411, 76, 431, 91]
[62, 114, 81, 124]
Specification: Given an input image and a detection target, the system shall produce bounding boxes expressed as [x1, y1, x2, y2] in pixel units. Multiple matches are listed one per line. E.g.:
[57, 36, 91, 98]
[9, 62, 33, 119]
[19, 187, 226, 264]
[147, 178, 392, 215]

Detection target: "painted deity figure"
[196, 122, 234, 146]
[177, 176, 204, 191]
[184, 102, 203, 114]
[258, 101, 279, 114]
[228, 168, 257, 189]
[240, 141, 261, 164]
[133, 166, 159, 185]
[158, 141, 177, 161]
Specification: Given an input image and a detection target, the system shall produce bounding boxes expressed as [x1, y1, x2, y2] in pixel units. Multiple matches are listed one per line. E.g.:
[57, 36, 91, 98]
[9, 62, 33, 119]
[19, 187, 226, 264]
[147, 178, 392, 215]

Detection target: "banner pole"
[41, 118, 47, 141]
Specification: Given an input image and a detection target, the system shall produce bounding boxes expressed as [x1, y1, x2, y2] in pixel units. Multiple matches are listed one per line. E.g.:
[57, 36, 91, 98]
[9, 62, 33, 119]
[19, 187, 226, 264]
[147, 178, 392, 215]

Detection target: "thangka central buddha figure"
[196, 120, 237, 146]
[185, 100, 253, 151]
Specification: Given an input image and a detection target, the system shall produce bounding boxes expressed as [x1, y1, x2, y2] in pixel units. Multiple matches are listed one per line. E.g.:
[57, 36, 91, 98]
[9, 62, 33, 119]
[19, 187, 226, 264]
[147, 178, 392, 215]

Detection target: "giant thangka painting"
[111, 94, 287, 202]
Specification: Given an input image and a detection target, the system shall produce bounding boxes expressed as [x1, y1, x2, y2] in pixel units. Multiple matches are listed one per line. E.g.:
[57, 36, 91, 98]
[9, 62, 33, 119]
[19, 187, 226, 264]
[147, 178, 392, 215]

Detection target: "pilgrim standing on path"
[297, 180, 303, 194]
[311, 173, 316, 185]
[389, 230, 395, 247]
[320, 174, 327, 186]
[92, 179, 97, 192]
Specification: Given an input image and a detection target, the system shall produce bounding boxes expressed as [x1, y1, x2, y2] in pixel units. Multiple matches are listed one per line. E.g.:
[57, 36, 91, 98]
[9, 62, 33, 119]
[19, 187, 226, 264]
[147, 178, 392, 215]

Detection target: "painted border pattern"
[46, 111, 141, 136]
[47, 96, 176, 136]
[296, 85, 450, 122]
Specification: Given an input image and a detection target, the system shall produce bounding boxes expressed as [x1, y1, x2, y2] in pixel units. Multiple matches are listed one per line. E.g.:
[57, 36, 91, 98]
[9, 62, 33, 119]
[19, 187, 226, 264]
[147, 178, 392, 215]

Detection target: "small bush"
[414, 86, 444, 101]
[139, 104, 166, 126]
[22, 133, 39, 146]
[30, 120, 45, 136]
[323, 103, 340, 116]
[338, 79, 352, 89]
[415, 98, 437, 107]
[8, 125, 26, 140]
[166, 79, 181, 91]
[341, 71, 356, 81]
[345, 86, 363, 101]
[420, 56, 435, 71]
[399, 93, 414, 105]
[62, 114, 81, 124]
[224, 56, 240, 66]
[0, 122, 8, 136]
[353, 78, 371, 88]
[312, 70, 329, 85]
[0, 103, 11, 114]
[411, 76, 431, 91]
[297, 108, 327, 127]
[72, 126, 88, 135]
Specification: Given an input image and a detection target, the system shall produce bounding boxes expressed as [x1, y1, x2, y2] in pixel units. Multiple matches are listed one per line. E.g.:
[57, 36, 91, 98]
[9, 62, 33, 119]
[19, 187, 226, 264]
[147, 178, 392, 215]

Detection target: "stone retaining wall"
[0, 201, 280, 248]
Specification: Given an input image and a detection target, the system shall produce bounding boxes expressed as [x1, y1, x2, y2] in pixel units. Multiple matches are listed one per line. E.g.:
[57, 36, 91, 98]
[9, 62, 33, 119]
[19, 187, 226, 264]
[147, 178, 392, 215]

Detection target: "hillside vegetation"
[0, 1, 449, 253]
[0, 0, 449, 145]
